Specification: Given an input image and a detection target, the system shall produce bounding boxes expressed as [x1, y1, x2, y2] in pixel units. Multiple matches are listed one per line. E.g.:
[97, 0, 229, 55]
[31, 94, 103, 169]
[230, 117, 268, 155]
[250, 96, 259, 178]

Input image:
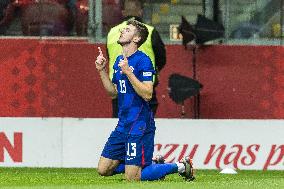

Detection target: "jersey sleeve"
[138, 56, 156, 82]
[111, 55, 122, 84]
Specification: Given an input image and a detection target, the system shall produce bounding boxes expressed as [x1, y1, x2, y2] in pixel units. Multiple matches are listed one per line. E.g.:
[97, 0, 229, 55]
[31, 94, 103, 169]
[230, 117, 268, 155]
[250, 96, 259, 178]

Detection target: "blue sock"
[113, 163, 125, 175]
[141, 163, 178, 181]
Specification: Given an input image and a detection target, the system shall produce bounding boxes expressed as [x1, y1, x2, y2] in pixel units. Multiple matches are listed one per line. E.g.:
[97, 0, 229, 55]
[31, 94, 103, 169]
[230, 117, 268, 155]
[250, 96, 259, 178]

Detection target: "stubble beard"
[117, 39, 131, 46]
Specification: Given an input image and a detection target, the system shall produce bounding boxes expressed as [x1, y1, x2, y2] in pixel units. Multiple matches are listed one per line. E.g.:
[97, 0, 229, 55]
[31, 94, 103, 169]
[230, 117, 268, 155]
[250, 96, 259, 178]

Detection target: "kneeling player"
[95, 19, 194, 181]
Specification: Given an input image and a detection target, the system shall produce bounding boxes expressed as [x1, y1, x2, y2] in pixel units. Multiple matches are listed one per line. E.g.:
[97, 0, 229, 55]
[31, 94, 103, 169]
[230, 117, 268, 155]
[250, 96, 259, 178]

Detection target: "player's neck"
[122, 43, 138, 57]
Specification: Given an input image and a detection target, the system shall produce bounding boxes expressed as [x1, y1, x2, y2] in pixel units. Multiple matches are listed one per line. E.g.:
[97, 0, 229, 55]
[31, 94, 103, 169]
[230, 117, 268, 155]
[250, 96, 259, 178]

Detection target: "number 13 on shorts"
[127, 142, 136, 157]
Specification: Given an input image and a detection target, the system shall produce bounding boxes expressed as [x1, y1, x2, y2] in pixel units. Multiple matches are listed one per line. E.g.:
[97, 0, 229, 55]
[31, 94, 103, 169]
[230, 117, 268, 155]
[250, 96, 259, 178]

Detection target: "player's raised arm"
[95, 47, 117, 98]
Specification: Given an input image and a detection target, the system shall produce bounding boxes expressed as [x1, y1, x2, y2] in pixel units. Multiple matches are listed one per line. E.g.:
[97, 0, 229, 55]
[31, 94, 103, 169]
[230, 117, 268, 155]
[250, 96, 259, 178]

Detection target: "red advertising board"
[0, 38, 283, 118]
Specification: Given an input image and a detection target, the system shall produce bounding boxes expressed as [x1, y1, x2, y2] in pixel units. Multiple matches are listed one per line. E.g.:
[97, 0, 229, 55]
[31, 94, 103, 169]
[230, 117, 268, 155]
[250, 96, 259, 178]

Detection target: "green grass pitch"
[0, 168, 283, 189]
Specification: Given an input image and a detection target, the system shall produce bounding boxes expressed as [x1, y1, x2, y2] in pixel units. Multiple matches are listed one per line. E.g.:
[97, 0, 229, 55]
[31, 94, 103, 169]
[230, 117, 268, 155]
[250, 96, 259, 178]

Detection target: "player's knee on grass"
[97, 165, 112, 176]
[97, 157, 120, 176]
[125, 165, 141, 181]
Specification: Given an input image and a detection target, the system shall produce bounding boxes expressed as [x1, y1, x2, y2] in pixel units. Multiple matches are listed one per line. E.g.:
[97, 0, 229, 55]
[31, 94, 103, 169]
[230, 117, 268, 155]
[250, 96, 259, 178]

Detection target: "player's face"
[118, 24, 137, 45]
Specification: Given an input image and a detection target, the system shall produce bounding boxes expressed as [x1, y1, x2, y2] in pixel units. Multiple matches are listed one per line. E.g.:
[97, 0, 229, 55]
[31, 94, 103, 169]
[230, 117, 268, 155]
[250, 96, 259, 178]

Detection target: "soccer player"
[95, 19, 194, 181]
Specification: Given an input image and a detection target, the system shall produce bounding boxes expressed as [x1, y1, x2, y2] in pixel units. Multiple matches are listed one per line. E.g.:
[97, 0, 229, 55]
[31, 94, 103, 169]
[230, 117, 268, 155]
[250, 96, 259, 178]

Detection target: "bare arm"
[118, 54, 153, 101]
[126, 72, 153, 101]
[95, 47, 117, 98]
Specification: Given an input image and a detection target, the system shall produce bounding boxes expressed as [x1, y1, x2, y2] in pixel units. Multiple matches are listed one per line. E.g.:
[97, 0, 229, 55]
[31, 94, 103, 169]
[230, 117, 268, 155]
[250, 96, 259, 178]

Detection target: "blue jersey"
[112, 50, 156, 135]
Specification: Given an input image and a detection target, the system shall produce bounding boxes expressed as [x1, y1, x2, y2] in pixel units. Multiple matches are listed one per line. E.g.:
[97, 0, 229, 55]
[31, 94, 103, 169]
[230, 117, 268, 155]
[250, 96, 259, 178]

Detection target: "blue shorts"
[101, 129, 155, 167]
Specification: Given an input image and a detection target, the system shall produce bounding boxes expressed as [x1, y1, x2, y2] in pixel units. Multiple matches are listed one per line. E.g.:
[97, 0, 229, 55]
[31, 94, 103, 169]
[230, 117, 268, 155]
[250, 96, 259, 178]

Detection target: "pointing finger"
[98, 47, 103, 55]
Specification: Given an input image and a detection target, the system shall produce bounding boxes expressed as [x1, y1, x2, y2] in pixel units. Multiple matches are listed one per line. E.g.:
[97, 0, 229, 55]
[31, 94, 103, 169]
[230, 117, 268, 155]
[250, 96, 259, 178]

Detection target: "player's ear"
[133, 36, 141, 43]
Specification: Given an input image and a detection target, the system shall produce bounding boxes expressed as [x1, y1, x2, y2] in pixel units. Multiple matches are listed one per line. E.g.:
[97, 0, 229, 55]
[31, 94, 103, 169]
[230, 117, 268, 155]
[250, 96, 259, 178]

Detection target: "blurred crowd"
[0, 0, 123, 36]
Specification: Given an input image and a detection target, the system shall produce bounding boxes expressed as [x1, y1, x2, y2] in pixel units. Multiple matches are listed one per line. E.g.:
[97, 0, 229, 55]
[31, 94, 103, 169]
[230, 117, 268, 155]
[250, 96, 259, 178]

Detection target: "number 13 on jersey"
[119, 80, 127, 93]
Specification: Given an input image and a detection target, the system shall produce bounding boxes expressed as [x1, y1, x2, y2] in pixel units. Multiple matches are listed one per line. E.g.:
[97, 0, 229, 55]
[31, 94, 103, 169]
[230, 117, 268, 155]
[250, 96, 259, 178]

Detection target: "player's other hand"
[118, 53, 132, 75]
[95, 47, 107, 71]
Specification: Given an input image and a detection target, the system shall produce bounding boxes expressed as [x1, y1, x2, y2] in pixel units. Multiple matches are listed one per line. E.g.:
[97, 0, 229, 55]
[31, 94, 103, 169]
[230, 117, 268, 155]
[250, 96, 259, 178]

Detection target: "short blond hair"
[127, 19, 148, 47]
